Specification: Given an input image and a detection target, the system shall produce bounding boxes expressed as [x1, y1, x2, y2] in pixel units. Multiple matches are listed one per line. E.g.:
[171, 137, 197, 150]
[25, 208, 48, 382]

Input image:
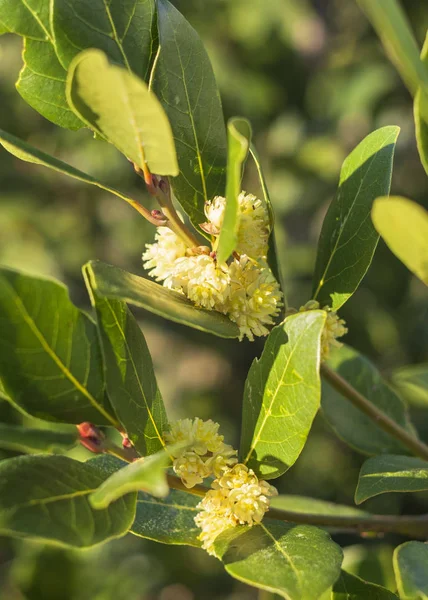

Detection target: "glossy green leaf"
[355, 455, 428, 504]
[271, 495, 370, 518]
[0, 424, 78, 454]
[214, 521, 343, 600]
[394, 542, 428, 600]
[393, 364, 428, 407]
[0, 455, 136, 548]
[153, 0, 227, 229]
[240, 311, 326, 479]
[67, 49, 178, 176]
[312, 126, 399, 310]
[332, 570, 398, 599]
[52, 0, 156, 79]
[0, 267, 117, 426]
[90, 450, 172, 509]
[131, 488, 201, 547]
[84, 263, 168, 456]
[216, 118, 252, 264]
[322, 345, 412, 455]
[372, 197, 428, 286]
[0, 128, 152, 213]
[86, 260, 239, 339]
[414, 34, 428, 175]
[0, 0, 49, 40]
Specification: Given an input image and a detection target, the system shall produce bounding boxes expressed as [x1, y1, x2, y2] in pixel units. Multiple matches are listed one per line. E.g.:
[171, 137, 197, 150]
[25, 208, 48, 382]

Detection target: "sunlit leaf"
[240, 311, 326, 479]
[372, 196, 428, 286]
[216, 118, 251, 264]
[312, 126, 399, 310]
[394, 541, 428, 600]
[271, 495, 370, 518]
[393, 364, 428, 407]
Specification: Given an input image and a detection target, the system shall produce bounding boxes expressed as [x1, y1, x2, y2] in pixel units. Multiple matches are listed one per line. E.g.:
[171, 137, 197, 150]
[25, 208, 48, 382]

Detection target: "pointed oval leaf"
[332, 571, 398, 599]
[90, 450, 172, 510]
[0, 455, 136, 548]
[131, 488, 201, 547]
[322, 345, 413, 455]
[216, 117, 252, 264]
[0, 424, 78, 454]
[0, 267, 117, 426]
[154, 0, 227, 230]
[312, 126, 400, 310]
[84, 263, 168, 456]
[355, 455, 428, 504]
[372, 197, 428, 286]
[240, 311, 326, 479]
[214, 521, 343, 600]
[394, 542, 428, 600]
[393, 364, 428, 407]
[67, 49, 178, 176]
[86, 260, 239, 339]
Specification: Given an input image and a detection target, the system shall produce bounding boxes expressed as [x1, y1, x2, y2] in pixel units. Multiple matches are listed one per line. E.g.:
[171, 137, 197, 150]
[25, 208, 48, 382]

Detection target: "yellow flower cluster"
[164, 418, 238, 488]
[298, 300, 348, 360]
[194, 463, 278, 555]
[142, 192, 282, 341]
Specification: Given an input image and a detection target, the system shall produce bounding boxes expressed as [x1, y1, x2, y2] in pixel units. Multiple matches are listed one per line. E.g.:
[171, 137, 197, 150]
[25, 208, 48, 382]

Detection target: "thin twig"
[321, 363, 428, 462]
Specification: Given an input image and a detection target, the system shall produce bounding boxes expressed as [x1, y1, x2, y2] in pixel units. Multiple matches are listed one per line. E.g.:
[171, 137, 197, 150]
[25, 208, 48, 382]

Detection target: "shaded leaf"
[214, 521, 343, 600]
[86, 260, 239, 339]
[216, 117, 252, 264]
[271, 495, 370, 518]
[372, 196, 428, 286]
[67, 49, 178, 176]
[332, 570, 398, 599]
[240, 311, 326, 479]
[90, 449, 172, 509]
[394, 541, 428, 600]
[343, 544, 396, 592]
[84, 263, 168, 456]
[0, 267, 117, 426]
[414, 33, 428, 176]
[393, 364, 428, 407]
[322, 345, 412, 455]
[0, 455, 136, 548]
[355, 454, 428, 504]
[154, 0, 227, 229]
[0, 424, 78, 454]
[131, 488, 201, 547]
[312, 126, 399, 310]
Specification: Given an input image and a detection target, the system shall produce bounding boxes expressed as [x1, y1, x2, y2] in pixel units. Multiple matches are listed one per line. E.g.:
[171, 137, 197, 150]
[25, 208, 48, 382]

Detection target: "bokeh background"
[1, 1, 428, 598]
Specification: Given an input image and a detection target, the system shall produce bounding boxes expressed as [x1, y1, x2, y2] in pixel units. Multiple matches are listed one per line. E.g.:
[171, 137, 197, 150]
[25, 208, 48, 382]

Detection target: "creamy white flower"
[224, 256, 283, 341]
[142, 227, 187, 282]
[204, 196, 226, 234]
[194, 463, 278, 555]
[298, 300, 348, 360]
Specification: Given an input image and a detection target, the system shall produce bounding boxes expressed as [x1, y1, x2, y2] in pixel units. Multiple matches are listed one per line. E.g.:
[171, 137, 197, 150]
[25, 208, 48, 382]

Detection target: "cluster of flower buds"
[143, 192, 283, 341]
[164, 418, 277, 555]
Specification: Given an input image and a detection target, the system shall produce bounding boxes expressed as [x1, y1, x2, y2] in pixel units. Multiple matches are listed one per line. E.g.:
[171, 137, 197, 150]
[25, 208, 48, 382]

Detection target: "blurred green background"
[1, 1, 428, 598]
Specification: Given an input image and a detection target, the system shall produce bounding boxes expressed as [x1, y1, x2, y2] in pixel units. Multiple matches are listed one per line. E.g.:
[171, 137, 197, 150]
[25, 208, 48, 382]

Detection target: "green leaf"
[372, 196, 428, 286]
[414, 34, 428, 175]
[0, 128, 153, 214]
[85, 260, 239, 339]
[90, 449, 172, 510]
[0, 424, 78, 454]
[153, 0, 227, 230]
[0, 266, 117, 426]
[216, 117, 252, 264]
[16, 38, 82, 131]
[240, 311, 326, 479]
[0, 455, 136, 548]
[0, 0, 49, 40]
[214, 521, 343, 600]
[357, 0, 428, 97]
[271, 495, 370, 518]
[249, 144, 285, 300]
[392, 364, 428, 407]
[312, 126, 400, 310]
[131, 488, 201, 547]
[394, 541, 428, 600]
[84, 263, 168, 456]
[332, 570, 398, 599]
[322, 345, 412, 455]
[67, 49, 178, 176]
[355, 455, 428, 504]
